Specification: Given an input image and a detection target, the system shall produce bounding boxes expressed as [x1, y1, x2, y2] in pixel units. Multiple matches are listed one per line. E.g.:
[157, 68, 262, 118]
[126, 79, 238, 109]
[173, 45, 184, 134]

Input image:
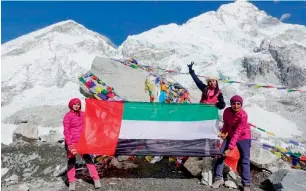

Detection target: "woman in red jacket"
[187, 62, 225, 110]
[211, 95, 251, 191]
[63, 98, 101, 191]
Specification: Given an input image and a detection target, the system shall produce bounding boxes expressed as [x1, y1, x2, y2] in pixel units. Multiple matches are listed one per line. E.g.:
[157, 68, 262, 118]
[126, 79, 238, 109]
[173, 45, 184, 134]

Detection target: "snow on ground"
[1, 124, 63, 145]
[38, 126, 62, 137]
[1, 82, 85, 120]
[1, 124, 18, 145]
[244, 105, 301, 138]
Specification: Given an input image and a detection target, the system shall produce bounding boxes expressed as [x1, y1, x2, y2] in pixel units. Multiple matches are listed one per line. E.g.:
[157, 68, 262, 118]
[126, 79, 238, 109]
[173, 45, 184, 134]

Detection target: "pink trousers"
[66, 145, 99, 182]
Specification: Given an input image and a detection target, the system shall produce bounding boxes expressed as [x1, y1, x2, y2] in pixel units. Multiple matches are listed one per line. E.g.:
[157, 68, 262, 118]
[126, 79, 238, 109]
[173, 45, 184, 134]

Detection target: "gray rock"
[53, 165, 67, 177]
[18, 184, 30, 191]
[268, 169, 306, 190]
[5, 174, 18, 182]
[13, 123, 38, 143]
[81, 57, 149, 102]
[122, 161, 138, 169]
[200, 157, 214, 186]
[22, 173, 32, 178]
[2, 168, 9, 178]
[250, 142, 290, 173]
[42, 166, 54, 175]
[110, 158, 122, 169]
[268, 31, 306, 88]
[183, 157, 204, 177]
[224, 180, 238, 189]
[117, 155, 130, 162]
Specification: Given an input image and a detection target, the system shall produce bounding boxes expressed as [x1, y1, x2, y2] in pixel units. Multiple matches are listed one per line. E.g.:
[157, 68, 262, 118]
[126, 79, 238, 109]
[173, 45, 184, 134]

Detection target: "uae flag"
[75, 98, 221, 157]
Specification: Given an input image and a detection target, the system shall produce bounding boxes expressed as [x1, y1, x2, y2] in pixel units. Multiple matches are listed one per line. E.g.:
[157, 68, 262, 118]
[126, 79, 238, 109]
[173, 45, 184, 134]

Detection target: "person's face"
[208, 80, 217, 88]
[72, 103, 81, 111]
[231, 102, 242, 112]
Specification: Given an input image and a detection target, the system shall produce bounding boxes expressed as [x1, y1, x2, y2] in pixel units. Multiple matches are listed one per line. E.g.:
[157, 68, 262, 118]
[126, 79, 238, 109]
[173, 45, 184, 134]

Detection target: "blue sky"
[2, 1, 305, 46]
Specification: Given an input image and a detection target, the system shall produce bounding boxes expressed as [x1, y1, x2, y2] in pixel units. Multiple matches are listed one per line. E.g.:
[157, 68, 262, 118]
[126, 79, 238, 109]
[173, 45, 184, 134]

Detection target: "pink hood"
[63, 98, 84, 145]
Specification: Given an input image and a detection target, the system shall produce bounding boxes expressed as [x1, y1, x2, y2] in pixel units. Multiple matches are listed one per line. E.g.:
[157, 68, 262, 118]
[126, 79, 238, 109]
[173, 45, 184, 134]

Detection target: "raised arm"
[188, 62, 207, 91]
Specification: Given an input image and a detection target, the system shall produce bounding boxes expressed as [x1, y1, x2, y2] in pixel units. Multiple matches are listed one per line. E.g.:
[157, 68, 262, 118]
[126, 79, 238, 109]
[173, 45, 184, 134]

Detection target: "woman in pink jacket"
[63, 98, 101, 191]
[211, 95, 251, 191]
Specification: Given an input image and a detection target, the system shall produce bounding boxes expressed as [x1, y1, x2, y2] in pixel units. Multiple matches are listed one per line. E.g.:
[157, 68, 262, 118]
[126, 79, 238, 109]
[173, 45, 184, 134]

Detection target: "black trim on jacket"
[189, 69, 226, 110]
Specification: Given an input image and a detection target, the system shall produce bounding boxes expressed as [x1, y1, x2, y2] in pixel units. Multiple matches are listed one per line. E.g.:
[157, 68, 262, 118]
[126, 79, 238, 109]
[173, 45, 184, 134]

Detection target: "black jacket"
[189, 69, 226, 110]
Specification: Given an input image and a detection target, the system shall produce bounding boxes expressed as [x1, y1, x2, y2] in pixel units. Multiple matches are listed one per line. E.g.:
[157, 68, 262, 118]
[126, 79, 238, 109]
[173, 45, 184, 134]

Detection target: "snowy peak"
[1, 20, 118, 108]
[187, 1, 276, 30]
[2, 20, 117, 56]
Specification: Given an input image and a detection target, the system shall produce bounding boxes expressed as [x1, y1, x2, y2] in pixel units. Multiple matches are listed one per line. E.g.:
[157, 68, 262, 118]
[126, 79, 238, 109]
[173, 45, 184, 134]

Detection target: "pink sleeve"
[63, 114, 72, 145]
[221, 110, 228, 134]
[228, 112, 248, 150]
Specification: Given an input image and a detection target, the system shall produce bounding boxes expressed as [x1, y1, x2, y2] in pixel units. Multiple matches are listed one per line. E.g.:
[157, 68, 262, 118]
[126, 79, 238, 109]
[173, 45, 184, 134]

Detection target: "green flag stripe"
[122, 102, 218, 121]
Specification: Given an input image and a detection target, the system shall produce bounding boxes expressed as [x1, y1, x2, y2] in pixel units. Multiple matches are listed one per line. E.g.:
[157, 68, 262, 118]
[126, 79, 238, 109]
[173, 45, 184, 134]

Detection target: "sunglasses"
[231, 102, 241, 106]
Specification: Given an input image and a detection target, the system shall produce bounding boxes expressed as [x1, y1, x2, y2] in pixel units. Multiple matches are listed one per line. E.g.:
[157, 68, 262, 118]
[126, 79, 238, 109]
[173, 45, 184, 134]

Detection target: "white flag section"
[76, 99, 221, 156]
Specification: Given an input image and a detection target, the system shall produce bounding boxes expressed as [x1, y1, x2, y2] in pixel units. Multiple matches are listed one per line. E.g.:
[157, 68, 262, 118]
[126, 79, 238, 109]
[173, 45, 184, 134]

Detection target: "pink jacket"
[221, 107, 251, 150]
[63, 110, 84, 145]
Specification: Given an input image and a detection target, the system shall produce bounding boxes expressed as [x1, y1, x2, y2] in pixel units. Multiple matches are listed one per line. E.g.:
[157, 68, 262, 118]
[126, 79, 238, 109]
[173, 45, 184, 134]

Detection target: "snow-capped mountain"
[1, 1, 306, 145]
[2, 20, 117, 106]
[118, 1, 306, 142]
[1, 20, 118, 128]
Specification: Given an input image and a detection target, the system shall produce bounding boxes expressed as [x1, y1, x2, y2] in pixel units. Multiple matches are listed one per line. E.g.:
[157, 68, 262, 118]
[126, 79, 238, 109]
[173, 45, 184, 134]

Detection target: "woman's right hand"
[187, 62, 194, 71]
[218, 132, 227, 140]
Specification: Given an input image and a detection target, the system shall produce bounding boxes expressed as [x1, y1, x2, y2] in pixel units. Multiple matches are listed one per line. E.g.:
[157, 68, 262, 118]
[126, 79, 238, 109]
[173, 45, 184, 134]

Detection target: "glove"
[187, 62, 194, 73]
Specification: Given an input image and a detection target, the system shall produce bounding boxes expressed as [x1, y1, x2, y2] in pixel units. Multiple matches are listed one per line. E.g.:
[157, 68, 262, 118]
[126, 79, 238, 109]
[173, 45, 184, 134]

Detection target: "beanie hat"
[68, 98, 82, 110]
[230, 95, 243, 106]
[206, 76, 219, 83]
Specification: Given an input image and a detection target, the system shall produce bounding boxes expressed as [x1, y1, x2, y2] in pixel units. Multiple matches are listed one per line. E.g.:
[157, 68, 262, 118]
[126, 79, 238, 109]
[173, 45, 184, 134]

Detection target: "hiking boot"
[94, 179, 101, 189]
[243, 185, 251, 191]
[68, 182, 76, 191]
[211, 179, 224, 189]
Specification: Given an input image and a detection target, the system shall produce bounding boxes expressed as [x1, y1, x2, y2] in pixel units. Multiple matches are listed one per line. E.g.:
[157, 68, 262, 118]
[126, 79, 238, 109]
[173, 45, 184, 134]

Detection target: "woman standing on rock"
[63, 98, 101, 191]
[212, 95, 251, 191]
[187, 62, 225, 110]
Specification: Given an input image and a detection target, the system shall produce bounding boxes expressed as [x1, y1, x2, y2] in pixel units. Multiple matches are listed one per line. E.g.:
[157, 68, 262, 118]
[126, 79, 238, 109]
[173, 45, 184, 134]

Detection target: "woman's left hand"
[70, 148, 78, 155]
[68, 145, 78, 155]
[224, 149, 231, 156]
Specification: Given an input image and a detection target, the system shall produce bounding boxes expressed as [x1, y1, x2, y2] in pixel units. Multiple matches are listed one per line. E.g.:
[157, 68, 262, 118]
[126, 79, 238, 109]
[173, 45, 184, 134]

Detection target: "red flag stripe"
[75, 98, 124, 155]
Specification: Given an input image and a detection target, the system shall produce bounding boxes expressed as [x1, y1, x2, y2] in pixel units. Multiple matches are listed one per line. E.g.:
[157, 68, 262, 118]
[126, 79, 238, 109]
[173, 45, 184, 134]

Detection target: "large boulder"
[250, 142, 290, 173]
[183, 157, 204, 177]
[39, 131, 64, 143]
[264, 169, 306, 191]
[80, 57, 149, 102]
[200, 157, 214, 186]
[13, 123, 38, 143]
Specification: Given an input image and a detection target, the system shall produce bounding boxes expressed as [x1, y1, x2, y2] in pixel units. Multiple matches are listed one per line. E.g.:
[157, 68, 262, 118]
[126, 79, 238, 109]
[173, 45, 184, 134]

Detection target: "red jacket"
[63, 110, 85, 145]
[200, 89, 221, 104]
[221, 107, 251, 149]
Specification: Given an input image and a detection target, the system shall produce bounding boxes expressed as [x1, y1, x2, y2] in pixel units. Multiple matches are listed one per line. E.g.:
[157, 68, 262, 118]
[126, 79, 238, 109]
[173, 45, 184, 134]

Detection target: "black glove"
[187, 61, 194, 73]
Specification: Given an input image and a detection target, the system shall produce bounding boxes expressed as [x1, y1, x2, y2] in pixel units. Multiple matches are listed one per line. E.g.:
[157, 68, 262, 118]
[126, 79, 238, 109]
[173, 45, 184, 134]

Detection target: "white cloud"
[279, 13, 291, 22]
[273, 0, 279, 3]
